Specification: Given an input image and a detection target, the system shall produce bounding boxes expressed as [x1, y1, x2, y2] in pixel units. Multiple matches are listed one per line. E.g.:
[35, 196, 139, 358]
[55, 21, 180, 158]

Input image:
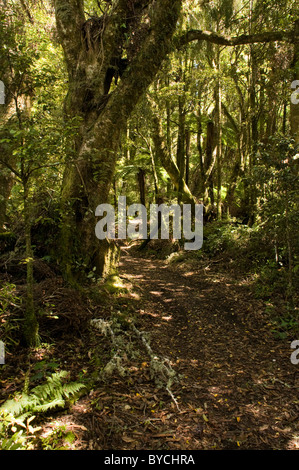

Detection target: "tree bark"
[204, 120, 216, 208]
[176, 95, 186, 204]
[54, 0, 182, 280]
[215, 45, 222, 220]
[23, 179, 39, 347]
[137, 168, 146, 207]
[290, 19, 299, 147]
[185, 128, 190, 187]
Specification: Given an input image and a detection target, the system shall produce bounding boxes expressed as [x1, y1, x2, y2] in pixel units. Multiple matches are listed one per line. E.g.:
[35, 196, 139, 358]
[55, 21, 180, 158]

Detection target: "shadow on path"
[118, 247, 299, 450]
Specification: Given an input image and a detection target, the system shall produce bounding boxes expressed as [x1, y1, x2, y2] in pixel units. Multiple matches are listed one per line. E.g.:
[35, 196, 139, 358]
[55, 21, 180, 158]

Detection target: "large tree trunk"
[290, 19, 299, 147]
[204, 120, 216, 208]
[0, 95, 17, 230]
[215, 45, 222, 220]
[54, 0, 182, 281]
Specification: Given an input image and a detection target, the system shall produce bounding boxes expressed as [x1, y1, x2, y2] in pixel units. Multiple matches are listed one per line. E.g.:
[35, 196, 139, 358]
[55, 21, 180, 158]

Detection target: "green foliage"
[0, 370, 85, 417]
[203, 0, 235, 28]
[252, 137, 299, 300]
[0, 412, 40, 450]
[40, 425, 76, 450]
[29, 360, 60, 383]
[271, 310, 299, 339]
[0, 370, 86, 450]
[0, 282, 22, 349]
[203, 220, 253, 256]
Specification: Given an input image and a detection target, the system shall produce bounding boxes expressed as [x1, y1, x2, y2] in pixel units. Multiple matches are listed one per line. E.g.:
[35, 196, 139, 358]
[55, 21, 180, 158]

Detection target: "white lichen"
[90, 314, 181, 411]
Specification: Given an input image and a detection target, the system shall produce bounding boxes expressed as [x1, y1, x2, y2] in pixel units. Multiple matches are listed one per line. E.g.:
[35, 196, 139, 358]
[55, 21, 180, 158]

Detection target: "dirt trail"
[2, 247, 298, 450]
[115, 247, 299, 450]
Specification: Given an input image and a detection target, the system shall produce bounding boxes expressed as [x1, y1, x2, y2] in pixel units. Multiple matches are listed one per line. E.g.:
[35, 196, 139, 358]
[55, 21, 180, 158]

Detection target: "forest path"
[114, 246, 298, 450]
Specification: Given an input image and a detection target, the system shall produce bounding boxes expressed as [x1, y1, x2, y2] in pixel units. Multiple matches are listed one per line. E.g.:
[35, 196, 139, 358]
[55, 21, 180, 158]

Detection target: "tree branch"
[221, 102, 239, 134]
[177, 29, 294, 49]
[0, 157, 21, 180]
[54, 0, 85, 75]
[93, 0, 182, 126]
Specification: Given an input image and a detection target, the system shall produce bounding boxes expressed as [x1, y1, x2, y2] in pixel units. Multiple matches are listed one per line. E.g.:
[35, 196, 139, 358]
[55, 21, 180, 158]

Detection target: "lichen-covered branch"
[91, 315, 180, 410]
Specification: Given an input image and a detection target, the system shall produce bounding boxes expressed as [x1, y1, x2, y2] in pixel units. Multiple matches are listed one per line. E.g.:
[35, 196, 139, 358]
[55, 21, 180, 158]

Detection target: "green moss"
[99, 240, 121, 278]
[102, 274, 128, 294]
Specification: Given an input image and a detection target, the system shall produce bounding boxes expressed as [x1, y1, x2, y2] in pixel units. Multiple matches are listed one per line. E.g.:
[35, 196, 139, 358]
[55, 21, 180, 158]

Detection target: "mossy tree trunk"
[54, 0, 182, 281]
[290, 19, 299, 147]
[176, 95, 186, 205]
[215, 44, 222, 220]
[23, 179, 39, 347]
[0, 92, 16, 230]
[0, 165, 14, 230]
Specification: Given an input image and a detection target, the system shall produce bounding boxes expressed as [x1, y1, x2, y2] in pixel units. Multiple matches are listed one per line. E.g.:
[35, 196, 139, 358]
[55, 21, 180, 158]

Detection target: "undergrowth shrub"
[202, 220, 254, 258]
[0, 282, 22, 350]
[201, 212, 298, 336]
[0, 370, 85, 450]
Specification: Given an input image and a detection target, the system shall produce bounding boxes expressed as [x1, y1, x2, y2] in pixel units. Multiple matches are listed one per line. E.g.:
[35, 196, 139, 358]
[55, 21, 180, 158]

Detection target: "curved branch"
[177, 28, 294, 49]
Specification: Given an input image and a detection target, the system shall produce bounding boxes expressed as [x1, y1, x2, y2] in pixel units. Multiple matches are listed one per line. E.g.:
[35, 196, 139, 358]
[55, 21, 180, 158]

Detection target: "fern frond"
[0, 371, 85, 419]
[33, 398, 65, 413]
[62, 382, 85, 398]
[0, 394, 34, 417]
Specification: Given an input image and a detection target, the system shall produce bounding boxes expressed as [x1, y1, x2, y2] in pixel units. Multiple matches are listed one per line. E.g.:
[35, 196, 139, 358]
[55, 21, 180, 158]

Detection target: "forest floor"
[1, 243, 299, 450]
